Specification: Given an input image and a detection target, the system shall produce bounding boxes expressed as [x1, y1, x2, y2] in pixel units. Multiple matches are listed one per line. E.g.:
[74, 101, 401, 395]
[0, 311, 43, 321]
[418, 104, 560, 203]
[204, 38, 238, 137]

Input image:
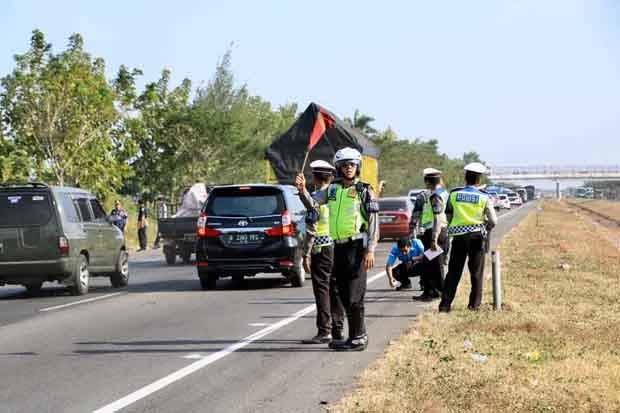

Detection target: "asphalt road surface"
[0, 203, 535, 413]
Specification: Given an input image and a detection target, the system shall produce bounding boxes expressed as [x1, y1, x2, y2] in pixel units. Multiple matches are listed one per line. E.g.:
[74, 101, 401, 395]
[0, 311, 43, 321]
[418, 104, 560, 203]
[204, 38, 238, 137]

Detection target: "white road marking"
[248, 323, 270, 327]
[39, 293, 123, 313]
[93, 270, 387, 413]
[183, 354, 204, 360]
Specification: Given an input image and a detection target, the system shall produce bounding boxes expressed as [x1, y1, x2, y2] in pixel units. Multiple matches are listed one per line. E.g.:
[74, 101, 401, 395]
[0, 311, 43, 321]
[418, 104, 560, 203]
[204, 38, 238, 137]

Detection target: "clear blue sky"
[2, 0, 619, 166]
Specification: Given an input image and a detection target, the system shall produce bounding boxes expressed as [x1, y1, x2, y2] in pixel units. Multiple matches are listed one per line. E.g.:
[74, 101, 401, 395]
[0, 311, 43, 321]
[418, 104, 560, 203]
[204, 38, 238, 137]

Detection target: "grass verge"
[570, 199, 620, 222]
[333, 201, 620, 412]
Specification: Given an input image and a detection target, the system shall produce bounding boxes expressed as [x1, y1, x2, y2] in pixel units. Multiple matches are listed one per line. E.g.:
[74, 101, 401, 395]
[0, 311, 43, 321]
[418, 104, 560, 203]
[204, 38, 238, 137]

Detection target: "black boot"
[329, 335, 368, 351]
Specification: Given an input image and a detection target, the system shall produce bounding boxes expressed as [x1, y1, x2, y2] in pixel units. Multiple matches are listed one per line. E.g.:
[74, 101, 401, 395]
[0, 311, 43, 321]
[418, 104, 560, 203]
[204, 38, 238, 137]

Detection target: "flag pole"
[300, 149, 311, 174]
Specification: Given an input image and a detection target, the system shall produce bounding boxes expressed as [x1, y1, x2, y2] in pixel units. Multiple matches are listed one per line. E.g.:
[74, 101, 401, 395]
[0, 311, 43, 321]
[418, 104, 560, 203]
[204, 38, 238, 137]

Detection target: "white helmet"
[464, 162, 488, 174]
[333, 147, 362, 166]
[309, 159, 336, 174]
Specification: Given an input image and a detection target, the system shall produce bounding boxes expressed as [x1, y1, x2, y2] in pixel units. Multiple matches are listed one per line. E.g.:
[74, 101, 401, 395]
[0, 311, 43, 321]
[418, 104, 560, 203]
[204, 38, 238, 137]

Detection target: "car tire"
[165, 248, 176, 265]
[288, 255, 305, 288]
[181, 248, 192, 264]
[110, 250, 129, 288]
[71, 254, 89, 296]
[199, 271, 218, 290]
[24, 281, 43, 295]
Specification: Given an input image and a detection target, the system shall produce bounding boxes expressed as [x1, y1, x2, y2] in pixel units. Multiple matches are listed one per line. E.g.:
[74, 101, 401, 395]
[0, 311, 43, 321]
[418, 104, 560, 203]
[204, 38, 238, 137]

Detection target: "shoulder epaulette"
[449, 187, 464, 193]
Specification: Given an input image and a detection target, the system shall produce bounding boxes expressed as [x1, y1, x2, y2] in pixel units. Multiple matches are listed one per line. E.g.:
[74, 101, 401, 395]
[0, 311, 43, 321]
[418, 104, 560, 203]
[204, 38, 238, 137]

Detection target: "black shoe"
[438, 306, 451, 313]
[467, 305, 480, 311]
[396, 283, 412, 291]
[332, 330, 345, 341]
[302, 334, 332, 344]
[329, 336, 368, 351]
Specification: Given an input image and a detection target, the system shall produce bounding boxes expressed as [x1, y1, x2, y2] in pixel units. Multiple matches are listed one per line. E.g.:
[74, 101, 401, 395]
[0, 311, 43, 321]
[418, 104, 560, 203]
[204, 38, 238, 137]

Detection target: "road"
[0, 203, 535, 413]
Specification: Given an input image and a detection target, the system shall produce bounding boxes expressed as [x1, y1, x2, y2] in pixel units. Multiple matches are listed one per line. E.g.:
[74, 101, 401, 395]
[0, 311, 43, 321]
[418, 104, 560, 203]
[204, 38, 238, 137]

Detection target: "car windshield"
[379, 200, 410, 212]
[0, 193, 54, 227]
[206, 188, 284, 217]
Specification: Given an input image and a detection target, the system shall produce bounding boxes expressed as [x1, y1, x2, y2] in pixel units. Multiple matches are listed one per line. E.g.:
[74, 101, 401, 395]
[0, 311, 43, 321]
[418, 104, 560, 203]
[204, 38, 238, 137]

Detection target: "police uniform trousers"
[392, 260, 424, 287]
[310, 245, 345, 336]
[420, 227, 448, 296]
[439, 231, 485, 310]
[333, 239, 367, 339]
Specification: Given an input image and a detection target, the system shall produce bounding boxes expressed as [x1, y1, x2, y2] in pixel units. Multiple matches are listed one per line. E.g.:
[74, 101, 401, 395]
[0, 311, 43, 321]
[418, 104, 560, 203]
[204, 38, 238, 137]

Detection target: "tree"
[0, 30, 135, 196]
[463, 151, 482, 164]
[345, 109, 377, 136]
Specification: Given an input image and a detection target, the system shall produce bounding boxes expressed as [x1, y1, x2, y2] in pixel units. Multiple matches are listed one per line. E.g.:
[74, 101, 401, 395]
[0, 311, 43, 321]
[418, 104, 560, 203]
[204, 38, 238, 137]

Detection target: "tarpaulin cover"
[173, 183, 208, 217]
[265, 103, 380, 184]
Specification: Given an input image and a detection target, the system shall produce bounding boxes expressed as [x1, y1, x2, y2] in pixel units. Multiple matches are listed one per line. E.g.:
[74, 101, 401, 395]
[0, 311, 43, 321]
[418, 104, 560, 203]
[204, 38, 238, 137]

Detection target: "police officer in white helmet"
[298, 160, 345, 344]
[439, 162, 497, 312]
[296, 147, 379, 351]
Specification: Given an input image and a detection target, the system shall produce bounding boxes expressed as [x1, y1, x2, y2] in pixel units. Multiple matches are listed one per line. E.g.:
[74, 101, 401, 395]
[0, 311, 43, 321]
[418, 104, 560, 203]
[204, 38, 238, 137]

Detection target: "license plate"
[226, 233, 264, 245]
[380, 216, 395, 223]
[184, 233, 197, 241]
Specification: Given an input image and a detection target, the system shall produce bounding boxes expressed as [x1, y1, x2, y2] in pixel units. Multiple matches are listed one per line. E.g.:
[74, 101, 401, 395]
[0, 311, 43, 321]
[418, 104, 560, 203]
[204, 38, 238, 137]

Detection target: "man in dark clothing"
[109, 200, 128, 233]
[137, 200, 148, 251]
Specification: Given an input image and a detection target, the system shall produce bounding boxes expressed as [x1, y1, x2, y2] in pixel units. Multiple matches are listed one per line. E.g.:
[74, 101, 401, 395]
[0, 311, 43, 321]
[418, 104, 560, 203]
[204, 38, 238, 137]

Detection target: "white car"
[497, 194, 512, 209]
[487, 192, 499, 209]
[507, 192, 522, 207]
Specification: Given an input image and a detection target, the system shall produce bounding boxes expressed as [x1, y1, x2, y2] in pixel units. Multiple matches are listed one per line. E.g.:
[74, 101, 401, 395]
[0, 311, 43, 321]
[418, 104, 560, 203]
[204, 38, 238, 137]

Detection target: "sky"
[2, 0, 619, 167]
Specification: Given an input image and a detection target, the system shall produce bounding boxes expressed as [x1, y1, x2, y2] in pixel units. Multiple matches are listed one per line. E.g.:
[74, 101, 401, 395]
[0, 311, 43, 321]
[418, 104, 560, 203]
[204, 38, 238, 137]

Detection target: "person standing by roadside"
[439, 163, 497, 312]
[109, 200, 128, 233]
[298, 160, 345, 344]
[137, 199, 148, 252]
[413, 168, 449, 301]
[296, 147, 379, 351]
[153, 196, 168, 249]
[385, 237, 425, 290]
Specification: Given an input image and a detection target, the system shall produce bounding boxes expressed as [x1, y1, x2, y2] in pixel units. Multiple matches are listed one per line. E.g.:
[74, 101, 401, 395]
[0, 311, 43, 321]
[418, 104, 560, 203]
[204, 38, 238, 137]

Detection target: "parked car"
[195, 184, 307, 290]
[0, 183, 128, 295]
[378, 197, 413, 240]
[507, 191, 523, 207]
[496, 194, 512, 210]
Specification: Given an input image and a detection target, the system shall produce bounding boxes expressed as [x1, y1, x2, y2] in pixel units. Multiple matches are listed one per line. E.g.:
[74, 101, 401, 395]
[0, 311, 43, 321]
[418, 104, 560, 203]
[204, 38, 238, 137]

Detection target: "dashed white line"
[248, 323, 270, 327]
[93, 270, 387, 413]
[39, 293, 123, 312]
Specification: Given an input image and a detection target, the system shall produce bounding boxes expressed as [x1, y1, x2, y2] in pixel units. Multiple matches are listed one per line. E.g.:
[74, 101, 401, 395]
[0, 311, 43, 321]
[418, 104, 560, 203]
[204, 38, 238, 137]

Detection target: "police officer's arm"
[484, 200, 498, 229]
[445, 194, 454, 225]
[430, 192, 444, 246]
[409, 194, 425, 236]
[365, 188, 380, 254]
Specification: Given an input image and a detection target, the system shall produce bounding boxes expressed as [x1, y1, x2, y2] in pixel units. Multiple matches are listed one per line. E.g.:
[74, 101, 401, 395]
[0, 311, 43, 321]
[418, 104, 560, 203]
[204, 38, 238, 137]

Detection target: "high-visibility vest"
[421, 188, 448, 230]
[327, 183, 368, 241]
[448, 187, 488, 236]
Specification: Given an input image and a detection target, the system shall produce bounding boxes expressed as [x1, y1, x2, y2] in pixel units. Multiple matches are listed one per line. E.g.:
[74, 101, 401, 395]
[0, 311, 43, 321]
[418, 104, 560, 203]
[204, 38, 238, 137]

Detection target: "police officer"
[298, 160, 345, 344]
[413, 168, 449, 301]
[296, 147, 379, 351]
[439, 162, 498, 312]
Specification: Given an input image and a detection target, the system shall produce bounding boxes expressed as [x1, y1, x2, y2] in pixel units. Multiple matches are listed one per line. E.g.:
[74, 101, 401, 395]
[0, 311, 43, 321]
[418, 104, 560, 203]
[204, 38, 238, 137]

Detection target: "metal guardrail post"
[491, 250, 502, 311]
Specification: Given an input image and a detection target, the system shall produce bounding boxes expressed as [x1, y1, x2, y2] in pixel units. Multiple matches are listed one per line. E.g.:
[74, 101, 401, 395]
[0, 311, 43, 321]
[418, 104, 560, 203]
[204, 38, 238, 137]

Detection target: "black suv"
[195, 184, 307, 289]
[0, 183, 129, 295]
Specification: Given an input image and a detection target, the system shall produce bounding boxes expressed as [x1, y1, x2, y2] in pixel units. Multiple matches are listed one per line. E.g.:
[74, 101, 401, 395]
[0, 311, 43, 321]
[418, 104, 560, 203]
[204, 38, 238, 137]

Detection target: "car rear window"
[0, 192, 54, 227]
[206, 187, 284, 217]
[379, 200, 410, 212]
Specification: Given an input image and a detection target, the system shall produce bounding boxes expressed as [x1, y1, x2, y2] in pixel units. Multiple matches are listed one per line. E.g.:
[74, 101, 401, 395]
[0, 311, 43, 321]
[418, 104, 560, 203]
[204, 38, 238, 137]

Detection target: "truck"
[524, 185, 536, 201]
[158, 183, 209, 265]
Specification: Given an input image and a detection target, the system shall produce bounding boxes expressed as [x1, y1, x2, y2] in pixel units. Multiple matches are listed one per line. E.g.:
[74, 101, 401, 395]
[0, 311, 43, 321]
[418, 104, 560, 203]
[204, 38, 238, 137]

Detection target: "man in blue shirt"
[386, 237, 425, 290]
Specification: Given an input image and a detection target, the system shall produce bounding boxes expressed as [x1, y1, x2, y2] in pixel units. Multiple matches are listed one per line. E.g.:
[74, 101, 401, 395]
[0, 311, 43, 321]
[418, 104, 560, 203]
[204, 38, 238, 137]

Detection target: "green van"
[0, 183, 129, 295]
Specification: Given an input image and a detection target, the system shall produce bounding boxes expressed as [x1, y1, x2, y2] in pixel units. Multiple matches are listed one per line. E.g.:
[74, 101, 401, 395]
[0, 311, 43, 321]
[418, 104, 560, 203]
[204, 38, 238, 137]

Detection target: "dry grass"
[333, 201, 620, 413]
[573, 199, 620, 222]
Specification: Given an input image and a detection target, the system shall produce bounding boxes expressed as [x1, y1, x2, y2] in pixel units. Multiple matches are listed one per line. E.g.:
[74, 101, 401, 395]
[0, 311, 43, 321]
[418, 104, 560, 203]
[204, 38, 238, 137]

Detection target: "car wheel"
[181, 248, 192, 264]
[24, 281, 43, 295]
[110, 250, 129, 288]
[164, 248, 176, 265]
[288, 256, 305, 288]
[71, 254, 89, 296]
[199, 270, 218, 290]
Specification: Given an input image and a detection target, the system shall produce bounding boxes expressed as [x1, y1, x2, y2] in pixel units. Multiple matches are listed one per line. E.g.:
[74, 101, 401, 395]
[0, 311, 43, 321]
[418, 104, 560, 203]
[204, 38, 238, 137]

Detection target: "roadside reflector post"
[491, 250, 502, 311]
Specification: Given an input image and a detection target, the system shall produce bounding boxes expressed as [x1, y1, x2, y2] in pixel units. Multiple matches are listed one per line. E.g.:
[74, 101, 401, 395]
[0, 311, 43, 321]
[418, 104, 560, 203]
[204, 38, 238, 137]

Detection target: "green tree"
[0, 30, 135, 196]
[345, 109, 377, 136]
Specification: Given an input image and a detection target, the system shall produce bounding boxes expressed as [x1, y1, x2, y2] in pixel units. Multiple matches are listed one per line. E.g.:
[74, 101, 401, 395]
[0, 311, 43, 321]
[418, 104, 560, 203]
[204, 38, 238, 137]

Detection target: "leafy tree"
[345, 109, 377, 135]
[0, 30, 136, 197]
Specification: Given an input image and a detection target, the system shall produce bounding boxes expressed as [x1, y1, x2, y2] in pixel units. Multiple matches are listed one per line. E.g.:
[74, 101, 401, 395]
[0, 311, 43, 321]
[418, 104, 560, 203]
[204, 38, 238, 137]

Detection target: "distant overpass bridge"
[488, 165, 620, 182]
